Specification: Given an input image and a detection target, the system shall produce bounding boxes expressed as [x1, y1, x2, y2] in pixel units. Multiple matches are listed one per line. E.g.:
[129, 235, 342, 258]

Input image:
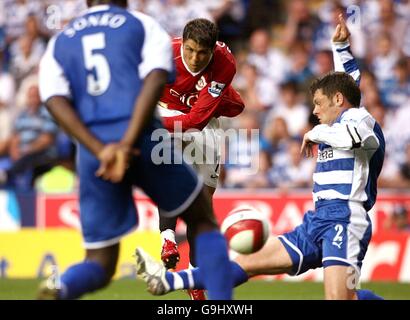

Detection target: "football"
[221, 206, 270, 254]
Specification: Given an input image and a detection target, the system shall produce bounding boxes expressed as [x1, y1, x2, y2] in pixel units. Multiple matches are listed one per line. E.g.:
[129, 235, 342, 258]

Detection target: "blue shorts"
[278, 200, 372, 276]
[78, 122, 202, 249]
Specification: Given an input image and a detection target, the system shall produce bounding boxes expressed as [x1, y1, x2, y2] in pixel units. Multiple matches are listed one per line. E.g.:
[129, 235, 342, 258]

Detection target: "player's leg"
[134, 134, 233, 299]
[323, 263, 384, 300]
[158, 213, 180, 269]
[186, 185, 215, 265]
[235, 236, 293, 276]
[323, 265, 357, 299]
[323, 265, 384, 300]
[53, 244, 119, 300]
[38, 145, 137, 300]
[320, 202, 383, 300]
[157, 168, 216, 267]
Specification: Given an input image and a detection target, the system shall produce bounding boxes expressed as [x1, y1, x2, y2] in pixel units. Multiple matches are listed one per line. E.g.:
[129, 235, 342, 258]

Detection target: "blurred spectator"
[258, 117, 291, 187]
[142, 0, 213, 37]
[266, 138, 315, 190]
[3, 0, 44, 46]
[361, 85, 382, 109]
[0, 84, 58, 190]
[383, 204, 410, 232]
[311, 49, 334, 78]
[265, 81, 309, 138]
[400, 143, 410, 186]
[379, 141, 410, 189]
[285, 42, 315, 99]
[204, 0, 247, 50]
[0, 49, 15, 111]
[365, 0, 409, 57]
[282, 0, 321, 53]
[379, 58, 410, 110]
[222, 111, 261, 188]
[359, 69, 378, 93]
[234, 62, 277, 112]
[242, 0, 282, 34]
[371, 32, 400, 84]
[247, 28, 291, 85]
[367, 102, 387, 129]
[9, 33, 45, 86]
[129, 0, 163, 13]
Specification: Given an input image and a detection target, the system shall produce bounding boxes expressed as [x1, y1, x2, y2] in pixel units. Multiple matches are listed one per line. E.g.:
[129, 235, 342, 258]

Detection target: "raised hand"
[332, 13, 351, 43]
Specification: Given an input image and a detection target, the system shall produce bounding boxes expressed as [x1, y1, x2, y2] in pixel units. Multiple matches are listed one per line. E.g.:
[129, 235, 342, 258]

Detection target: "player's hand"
[96, 143, 138, 183]
[300, 132, 315, 158]
[332, 14, 350, 43]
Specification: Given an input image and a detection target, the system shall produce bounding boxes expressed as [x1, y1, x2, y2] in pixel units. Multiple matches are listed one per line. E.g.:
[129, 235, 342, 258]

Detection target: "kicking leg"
[186, 185, 215, 266]
[159, 211, 180, 269]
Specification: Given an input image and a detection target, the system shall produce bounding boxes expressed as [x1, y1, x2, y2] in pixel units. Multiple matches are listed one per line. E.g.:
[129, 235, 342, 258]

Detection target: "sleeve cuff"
[331, 40, 350, 50]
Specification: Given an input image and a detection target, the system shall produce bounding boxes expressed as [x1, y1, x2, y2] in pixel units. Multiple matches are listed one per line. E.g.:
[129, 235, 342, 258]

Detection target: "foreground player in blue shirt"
[135, 14, 384, 300]
[37, 0, 232, 300]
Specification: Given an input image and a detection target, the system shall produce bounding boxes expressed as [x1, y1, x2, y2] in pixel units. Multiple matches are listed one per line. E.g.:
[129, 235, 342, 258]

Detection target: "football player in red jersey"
[156, 18, 244, 300]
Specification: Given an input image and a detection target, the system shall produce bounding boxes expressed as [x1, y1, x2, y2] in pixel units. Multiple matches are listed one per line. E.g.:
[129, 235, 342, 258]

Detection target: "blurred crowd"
[0, 0, 409, 194]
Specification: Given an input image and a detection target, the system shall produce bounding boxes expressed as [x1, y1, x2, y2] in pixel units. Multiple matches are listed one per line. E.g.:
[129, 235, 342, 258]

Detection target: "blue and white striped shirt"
[308, 41, 385, 211]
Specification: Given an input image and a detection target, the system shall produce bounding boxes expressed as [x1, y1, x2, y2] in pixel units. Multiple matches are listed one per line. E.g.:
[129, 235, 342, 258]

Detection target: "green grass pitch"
[1, 279, 409, 300]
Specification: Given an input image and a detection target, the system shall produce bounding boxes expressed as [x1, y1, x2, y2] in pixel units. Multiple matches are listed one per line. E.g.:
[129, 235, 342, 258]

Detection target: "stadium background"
[0, 0, 409, 299]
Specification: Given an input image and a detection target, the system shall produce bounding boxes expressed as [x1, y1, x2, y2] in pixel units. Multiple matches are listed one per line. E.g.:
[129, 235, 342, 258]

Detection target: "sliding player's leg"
[135, 235, 295, 295]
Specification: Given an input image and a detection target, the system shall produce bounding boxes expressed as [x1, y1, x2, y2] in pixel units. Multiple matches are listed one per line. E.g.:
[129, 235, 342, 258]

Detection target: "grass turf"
[0, 279, 409, 300]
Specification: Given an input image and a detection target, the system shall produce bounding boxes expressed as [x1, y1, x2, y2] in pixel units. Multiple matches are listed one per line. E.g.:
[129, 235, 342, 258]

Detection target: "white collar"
[85, 5, 110, 14]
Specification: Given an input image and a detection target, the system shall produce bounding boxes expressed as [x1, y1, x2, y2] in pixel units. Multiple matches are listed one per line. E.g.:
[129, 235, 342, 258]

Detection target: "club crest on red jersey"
[195, 76, 207, 91]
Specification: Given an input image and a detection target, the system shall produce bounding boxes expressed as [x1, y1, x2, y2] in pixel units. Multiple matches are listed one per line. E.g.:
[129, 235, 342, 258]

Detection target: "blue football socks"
[195, 230, 233, 299]
[165, 260, 248, 292]
[164, 231, 249, 299]
[58, 261, 107, 299]
[357, 289, 384, 300]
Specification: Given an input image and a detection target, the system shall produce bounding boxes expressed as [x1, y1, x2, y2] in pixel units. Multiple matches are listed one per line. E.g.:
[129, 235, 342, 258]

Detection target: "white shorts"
[157, 105, 221, 188]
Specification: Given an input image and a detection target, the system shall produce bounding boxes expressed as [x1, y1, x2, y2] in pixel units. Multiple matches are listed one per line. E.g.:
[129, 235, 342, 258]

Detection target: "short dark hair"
[183, 19, 218, 50]
[310, 72, 361, 107]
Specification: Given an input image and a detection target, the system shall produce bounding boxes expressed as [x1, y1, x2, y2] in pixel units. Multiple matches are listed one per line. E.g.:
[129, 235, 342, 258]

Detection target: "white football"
[221, 206, 270, 254]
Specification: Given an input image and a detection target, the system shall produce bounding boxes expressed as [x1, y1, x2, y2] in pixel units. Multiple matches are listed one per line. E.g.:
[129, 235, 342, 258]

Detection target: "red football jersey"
[160, 38, 244, 131]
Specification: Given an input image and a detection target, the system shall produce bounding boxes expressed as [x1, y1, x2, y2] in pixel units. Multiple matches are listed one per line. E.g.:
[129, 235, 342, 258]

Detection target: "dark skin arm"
[45, 96, 105, 157]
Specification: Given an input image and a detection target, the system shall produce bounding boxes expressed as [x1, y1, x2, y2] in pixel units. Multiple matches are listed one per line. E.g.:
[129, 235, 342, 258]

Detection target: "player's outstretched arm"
[331, 14, 360, 85]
